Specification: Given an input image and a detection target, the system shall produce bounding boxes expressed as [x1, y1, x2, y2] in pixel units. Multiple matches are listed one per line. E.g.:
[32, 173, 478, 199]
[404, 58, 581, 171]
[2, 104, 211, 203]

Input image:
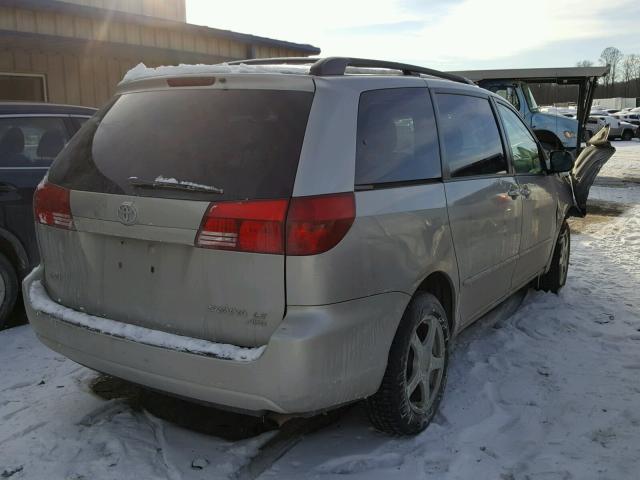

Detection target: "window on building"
[0, 74, 47, 102]
[435, 94, 506, 178]
[356, 88, 441, 186]
[0, 117, 69, 168]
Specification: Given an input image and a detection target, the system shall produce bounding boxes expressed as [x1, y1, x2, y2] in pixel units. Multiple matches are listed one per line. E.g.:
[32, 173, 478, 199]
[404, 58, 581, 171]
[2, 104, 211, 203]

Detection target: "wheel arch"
[413, 271, 456, 336]
[0, 227, 29, 280]
[622, 128, 634, 139]
[534, 129, 563, 150]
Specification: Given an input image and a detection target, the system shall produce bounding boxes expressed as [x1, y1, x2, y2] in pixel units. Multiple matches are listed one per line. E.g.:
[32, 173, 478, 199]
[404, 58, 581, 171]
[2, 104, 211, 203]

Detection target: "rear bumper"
[24, 266, 409, 414]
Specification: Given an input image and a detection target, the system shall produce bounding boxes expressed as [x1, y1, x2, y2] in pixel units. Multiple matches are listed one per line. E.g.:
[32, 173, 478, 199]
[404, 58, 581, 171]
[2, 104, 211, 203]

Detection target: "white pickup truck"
[586, 115, 637, 140]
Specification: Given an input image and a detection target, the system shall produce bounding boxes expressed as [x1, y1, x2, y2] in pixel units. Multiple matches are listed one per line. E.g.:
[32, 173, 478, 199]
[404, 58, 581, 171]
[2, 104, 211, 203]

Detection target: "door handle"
[507, 185, 520, 199]
[520, 185, 531, 198]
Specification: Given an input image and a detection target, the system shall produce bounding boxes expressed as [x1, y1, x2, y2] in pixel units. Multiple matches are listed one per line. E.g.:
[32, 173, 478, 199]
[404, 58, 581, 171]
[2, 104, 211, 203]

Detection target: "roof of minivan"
[118, 59, 479, 93]
[0, 102, 96, 116]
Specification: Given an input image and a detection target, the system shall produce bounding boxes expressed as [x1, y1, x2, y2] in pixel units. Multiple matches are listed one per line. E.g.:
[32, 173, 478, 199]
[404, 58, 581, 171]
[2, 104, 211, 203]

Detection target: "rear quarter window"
[355, 87, 441, 186]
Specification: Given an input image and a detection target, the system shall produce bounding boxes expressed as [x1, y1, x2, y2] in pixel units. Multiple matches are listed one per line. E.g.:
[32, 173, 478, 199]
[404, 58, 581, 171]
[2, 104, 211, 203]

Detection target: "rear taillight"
[286, 193, 355, 256]
[196, 199, 288, 254]
[33, 181, 74, 230]
[195, 193, 355, 255]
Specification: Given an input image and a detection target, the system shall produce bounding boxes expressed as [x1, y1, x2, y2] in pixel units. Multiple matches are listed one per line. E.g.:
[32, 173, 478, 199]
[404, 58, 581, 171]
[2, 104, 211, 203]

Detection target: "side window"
[356, 88, 440, 185]
[0, 117, 69, 168]
[497, 103, 543, 175]
[435, 94, 506, 178]
[492, 86, 521, 111]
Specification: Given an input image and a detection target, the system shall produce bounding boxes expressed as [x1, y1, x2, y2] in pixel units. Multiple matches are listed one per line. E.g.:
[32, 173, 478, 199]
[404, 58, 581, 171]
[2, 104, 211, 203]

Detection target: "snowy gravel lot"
[2, 141, 639, 480]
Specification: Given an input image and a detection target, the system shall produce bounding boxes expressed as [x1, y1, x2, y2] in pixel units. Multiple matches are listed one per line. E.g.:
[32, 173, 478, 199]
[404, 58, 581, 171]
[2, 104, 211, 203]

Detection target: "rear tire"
[365, 292, 449, 435]
[538, 221, 570, 294]
[622, 129, 633, 141]
[0, 253, 18, 328]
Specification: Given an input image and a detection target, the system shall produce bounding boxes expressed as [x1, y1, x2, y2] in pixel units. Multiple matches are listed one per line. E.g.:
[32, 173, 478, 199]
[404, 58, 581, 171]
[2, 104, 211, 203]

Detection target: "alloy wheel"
[405, 313, 446, 414]
[558, 230, 569, 285]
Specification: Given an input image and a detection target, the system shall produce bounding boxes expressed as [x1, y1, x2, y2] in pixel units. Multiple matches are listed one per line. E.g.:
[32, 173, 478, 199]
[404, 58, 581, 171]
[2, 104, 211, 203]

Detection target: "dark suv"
[0, 102, 95, 326]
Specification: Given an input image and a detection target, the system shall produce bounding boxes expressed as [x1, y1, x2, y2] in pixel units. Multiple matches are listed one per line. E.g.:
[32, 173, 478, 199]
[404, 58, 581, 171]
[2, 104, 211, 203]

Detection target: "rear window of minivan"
[48, 89, 314, 201]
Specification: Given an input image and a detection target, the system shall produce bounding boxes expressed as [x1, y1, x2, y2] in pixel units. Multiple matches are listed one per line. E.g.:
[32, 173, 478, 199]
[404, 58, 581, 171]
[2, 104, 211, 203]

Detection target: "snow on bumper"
[23, 266, 409, 414]
[29, 279, 265, 362]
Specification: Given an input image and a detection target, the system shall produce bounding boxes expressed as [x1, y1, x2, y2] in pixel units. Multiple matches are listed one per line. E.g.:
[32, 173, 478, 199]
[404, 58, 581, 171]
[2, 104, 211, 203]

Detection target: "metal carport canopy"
[447, 66, 609, 83]
[446, 66, 610, 154]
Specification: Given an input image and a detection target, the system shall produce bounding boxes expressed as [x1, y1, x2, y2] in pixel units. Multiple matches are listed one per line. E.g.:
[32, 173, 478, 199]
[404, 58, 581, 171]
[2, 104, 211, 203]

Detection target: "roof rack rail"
[227, 57, 319, 68]
[227, 56, 475, 85]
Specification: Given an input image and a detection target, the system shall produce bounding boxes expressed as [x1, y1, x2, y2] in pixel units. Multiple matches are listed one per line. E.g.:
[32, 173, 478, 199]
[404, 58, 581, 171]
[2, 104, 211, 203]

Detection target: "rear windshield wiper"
[128, 176, 224, 194]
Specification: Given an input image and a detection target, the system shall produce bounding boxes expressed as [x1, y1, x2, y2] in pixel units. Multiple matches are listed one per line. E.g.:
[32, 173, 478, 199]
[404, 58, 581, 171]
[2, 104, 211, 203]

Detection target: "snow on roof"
[120, 62, 311, 84]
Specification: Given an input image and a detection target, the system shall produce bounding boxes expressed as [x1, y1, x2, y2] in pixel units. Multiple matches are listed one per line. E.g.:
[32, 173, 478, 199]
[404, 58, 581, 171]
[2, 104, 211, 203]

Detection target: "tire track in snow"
[143, 410, 182, 480]
[0, 422, 47, 447]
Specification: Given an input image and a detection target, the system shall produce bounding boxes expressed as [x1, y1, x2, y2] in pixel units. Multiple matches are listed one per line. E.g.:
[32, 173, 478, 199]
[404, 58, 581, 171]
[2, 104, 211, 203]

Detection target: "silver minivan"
[25, 57, 585, 435]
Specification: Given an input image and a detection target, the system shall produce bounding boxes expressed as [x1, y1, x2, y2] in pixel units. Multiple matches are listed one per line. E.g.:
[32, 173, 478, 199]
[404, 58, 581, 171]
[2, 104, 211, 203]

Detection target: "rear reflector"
[286, 193, 355, 256]
[33, 181, 74, 230]
[196, 199, 288, 254]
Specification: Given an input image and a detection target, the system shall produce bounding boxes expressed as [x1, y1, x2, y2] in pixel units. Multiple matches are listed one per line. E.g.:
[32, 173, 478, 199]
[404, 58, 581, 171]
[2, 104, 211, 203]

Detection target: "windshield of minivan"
[49, 89, 314, 201]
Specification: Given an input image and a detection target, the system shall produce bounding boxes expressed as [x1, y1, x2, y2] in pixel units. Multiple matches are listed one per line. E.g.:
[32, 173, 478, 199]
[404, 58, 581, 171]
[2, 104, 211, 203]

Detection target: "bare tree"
[621, 55, 635, 95]
[576, 60, 594, 67]
[599, 47, 623, 93]
[627, 54, 640, 95]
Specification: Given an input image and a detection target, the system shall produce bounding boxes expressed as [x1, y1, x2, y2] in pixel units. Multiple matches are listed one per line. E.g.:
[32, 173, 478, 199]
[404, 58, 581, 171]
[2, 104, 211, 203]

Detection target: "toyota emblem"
[117, 202, 138, 225]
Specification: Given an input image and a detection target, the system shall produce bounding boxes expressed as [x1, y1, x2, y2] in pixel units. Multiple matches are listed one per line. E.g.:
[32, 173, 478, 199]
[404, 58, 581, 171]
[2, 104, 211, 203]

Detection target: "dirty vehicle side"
[24, 58, 585, 435]
[0, 102, 95, 326]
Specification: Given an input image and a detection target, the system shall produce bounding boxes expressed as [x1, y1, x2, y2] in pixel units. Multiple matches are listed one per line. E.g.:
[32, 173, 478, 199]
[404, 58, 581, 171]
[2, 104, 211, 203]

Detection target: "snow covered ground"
[2, 141, 640, 480]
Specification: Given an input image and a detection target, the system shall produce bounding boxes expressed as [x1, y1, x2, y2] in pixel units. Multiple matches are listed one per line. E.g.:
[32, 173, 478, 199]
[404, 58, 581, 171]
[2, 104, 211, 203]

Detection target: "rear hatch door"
[40, 77, 314, 347]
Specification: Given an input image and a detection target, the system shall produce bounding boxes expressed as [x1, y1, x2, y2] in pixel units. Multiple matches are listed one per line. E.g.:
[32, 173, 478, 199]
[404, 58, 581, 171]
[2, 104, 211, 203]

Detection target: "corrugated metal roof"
[0, 0, 321, 54]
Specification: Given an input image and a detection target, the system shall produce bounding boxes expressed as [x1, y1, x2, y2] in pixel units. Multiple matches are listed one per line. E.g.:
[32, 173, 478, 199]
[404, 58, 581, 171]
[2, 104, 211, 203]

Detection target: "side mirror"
[548, 150, 573, 173]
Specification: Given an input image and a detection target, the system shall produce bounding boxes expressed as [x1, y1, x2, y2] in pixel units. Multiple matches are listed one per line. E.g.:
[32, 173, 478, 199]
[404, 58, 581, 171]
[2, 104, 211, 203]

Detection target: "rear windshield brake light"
[167, 77, 216, 87]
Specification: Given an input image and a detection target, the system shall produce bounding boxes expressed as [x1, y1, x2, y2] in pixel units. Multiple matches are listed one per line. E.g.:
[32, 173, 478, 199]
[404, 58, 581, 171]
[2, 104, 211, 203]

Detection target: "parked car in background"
[613, 112, 640, 127]
[0, 102, 95, 326]
[586, 115, 637, 140]
[24, 57, 601, 435]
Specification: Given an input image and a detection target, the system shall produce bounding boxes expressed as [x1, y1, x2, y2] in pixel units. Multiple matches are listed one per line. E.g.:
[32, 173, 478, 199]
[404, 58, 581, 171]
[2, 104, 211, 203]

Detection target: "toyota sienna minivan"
[24, 57, 594, 435]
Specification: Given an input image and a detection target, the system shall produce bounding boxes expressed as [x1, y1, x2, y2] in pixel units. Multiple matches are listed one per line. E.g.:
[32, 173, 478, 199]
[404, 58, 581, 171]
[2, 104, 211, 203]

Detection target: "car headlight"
[563, 130, 576, 139]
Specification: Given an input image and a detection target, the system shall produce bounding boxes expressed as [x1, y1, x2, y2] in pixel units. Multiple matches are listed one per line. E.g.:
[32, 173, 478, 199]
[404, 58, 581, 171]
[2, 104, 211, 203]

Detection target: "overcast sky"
[186, 0, 640, 70]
